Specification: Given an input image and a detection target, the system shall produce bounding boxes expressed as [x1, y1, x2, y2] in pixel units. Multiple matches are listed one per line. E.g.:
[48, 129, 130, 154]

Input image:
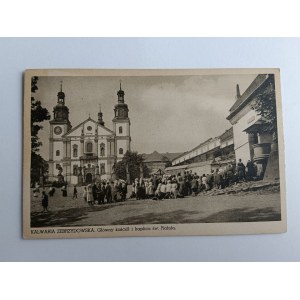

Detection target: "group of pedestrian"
[35, 158, 258, 212]
[83, 179, 128, 206]
[236, 158, 258, 182]
[129, 159, 258, 200]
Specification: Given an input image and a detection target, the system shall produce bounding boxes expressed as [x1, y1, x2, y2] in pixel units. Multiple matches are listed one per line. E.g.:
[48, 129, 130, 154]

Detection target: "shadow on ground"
[31, 205, 281, 227]
[198, 207, 281, 223]
[111, 207, 281, 225]
[31, 205, 113, 227]
[111, 209, 200, 225]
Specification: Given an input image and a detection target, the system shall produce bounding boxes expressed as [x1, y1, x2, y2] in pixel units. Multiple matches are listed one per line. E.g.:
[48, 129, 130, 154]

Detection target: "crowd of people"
[129, 159, 258, 200]
[83, 180, 128, 205]
[34, 159, 258, 210]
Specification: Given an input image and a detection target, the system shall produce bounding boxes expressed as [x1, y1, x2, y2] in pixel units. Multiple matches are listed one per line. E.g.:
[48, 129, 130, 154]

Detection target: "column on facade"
[48, 138, 54, 179]
[95, 138, 98, 157]
[66, 138, 71, 182]
[62, 139, 67, 182]
[248, 133, 258, 161]
[80, 139, 84, 157]
[111, 140, 115, 156]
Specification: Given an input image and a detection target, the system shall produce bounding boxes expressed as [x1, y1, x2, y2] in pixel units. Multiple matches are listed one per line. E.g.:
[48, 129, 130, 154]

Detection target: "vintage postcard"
[23, 69, 286, 239]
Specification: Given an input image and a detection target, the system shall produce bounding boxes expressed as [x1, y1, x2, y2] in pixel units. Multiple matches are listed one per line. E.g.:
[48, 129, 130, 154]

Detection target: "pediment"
[63, 118, 114, 138]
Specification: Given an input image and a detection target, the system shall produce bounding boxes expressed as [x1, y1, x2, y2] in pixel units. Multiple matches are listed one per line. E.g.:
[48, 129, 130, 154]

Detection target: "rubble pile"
[205, 180, 280, 196]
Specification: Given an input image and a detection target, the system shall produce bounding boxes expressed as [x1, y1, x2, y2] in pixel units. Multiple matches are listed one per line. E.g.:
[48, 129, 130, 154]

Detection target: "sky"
[35, 74, 257, 160]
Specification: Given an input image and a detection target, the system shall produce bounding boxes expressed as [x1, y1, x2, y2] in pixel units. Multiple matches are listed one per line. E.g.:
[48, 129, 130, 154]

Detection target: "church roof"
[62, 117, 114, 137]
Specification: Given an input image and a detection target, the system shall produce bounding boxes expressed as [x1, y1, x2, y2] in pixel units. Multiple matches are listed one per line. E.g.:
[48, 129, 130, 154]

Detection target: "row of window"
[56, 164, 106, 175]
[175, 141, 219, 164]
[55, 146, 124, 157]
[73, 164, 106, 175]
[86, 125, 124, 134]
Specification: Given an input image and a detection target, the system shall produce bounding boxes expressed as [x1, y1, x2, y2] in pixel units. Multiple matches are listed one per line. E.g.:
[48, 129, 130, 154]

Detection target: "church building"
[48, 82, 131, 185]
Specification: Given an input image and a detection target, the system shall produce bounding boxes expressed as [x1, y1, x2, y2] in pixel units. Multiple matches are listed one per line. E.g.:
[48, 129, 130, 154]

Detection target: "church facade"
[48, 83, 131, 185]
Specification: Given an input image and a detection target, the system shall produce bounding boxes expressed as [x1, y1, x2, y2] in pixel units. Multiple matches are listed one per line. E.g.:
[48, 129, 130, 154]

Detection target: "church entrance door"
[85, 173, 93, 183]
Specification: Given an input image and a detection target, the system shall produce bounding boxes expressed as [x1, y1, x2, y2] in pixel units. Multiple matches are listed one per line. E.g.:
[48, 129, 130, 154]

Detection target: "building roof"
[143, 151, 169, 163]
[227, 74, 273, 121]
[219, 127, 233, 142]
[162, 152, 183, 161]
[165, 160, 214, 171]
[143, 151, 183, 163]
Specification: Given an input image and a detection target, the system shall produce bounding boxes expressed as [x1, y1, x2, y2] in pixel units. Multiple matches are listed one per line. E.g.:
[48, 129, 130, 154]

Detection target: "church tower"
[50, 82, 71, 131]
[112, 82, 131, 160]
[98, 104, 105, 126]
[48, 82, 72, 181]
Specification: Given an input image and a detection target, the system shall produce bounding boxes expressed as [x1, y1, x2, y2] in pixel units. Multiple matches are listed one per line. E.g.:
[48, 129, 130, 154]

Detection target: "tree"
[31, 76, 50, 185]
[31, 76, 50, 153]
[251, 75, 277, 140]
[251, 75, 279, 180]
[115, 151, 150, 182]
[31, 154, 48, 187]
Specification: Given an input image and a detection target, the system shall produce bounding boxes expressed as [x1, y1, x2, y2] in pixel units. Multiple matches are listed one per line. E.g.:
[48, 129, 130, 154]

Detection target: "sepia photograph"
[23, 69, 286, 239]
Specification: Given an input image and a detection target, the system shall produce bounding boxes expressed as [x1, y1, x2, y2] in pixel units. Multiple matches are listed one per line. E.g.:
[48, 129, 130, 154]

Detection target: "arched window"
[119, 126, 123, 134]
[73, 145, 78, 157]
[86, 142, 93, 153]
[56, 150, 60, 156]
[100, 143, 105, 157]
[119, 148, 123, 155]
[73, 165, 78, 175]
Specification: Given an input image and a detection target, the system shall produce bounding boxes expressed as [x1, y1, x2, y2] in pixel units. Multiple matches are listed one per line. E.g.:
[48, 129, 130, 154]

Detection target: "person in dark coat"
[153, 176, 159, 192]
[226, 164, 234, 186]
[191, 176, 198, 196]
[246, 160, 255, 181]
[92, 183, 97, 204]
[206, 173, 213, 190]
[237, 159, 246, 182]
[41, 191, 48, 212]
[100, 182, 107, 204]
[214, 171, 221, 189]
[140, 181, 146, 199]
[135, 181, 141, 200]
[177, 177, 185, 198]
[121, 181, 127, 201]
[73, 186, 78, 199]
[93, 183, 100, 204]
[106, 181, 112, 203]
[116, 180, 123, 202]
[186, 171, 193, 195]
[61, 186, 67, 197]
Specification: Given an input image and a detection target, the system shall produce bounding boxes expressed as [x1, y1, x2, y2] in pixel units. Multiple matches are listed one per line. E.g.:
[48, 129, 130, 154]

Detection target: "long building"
[166, 128, 235, 176]
[171, 127, 234, 167]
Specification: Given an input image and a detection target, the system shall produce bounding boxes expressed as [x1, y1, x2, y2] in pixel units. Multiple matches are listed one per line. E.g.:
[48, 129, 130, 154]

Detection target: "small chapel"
[48, 82, 131, 185]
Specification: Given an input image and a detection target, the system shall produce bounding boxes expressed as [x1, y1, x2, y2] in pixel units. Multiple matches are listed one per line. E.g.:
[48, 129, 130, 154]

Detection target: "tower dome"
[51, 82, 71, 125]
[113, 81, 129, 120]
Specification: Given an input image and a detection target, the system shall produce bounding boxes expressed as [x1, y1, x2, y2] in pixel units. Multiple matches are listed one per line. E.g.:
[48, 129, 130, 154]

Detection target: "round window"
[54, 126, 62, 135]
[87, 126, 92, 131]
